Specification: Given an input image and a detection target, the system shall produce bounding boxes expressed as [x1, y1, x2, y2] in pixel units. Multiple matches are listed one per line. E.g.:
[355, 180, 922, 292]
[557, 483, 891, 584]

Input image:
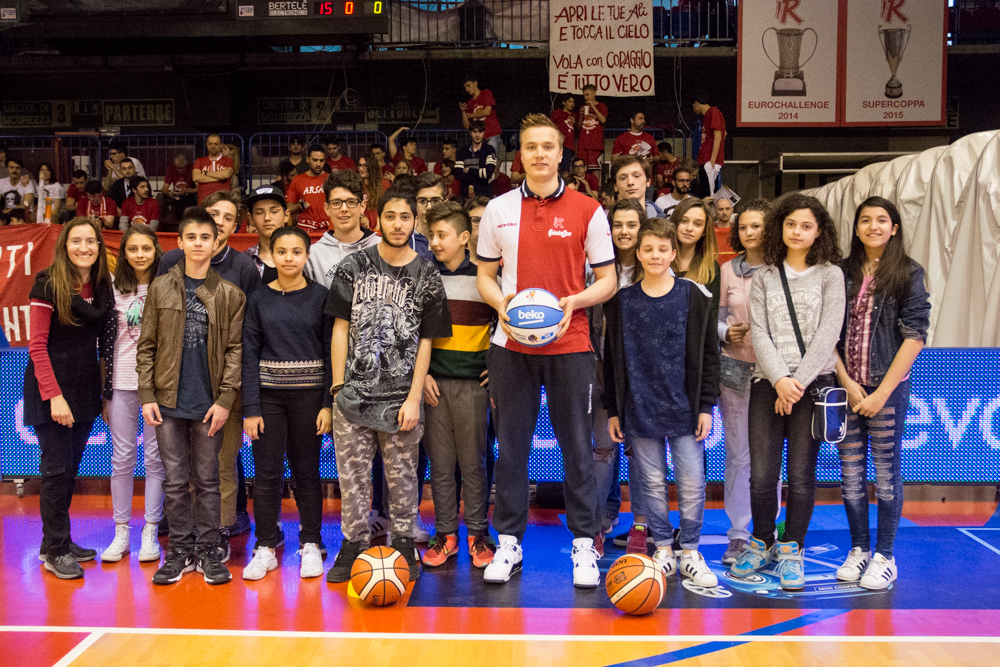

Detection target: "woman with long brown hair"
[670, 197, 720, 313]
[358, 153, 389, 231]
[25, 216, 114, 579]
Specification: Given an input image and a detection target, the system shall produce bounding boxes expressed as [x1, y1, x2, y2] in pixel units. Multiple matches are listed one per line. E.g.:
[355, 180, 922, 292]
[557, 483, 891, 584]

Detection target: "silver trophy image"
[878, 24, 912, 99]
[763, 27, 817, 97]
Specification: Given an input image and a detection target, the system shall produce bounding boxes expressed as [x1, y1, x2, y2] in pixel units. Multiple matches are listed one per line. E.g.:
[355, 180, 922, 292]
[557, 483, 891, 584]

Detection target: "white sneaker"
[652, 547, 677, 576]
[138, 522, 161, 562]
[679, 551, 718, 587]
[483, 534, 522, 583]
[299, 543, 324, 579]
[859, 553, 897, 590]
[368, 510, 390, 540]
[102, 524, 131, 562]
[836, 547, 871, 582]
[571, 537, 601, 588]
[414, 514, 431, 543]
[242, 546, 278, 581]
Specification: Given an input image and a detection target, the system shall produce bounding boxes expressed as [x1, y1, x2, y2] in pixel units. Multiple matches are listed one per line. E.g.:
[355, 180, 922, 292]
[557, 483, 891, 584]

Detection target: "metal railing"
[370, 0, 736, 49]
[0, 134, 102, 185]
[247, 131, 388, 187]
[112, 133, 245, 191]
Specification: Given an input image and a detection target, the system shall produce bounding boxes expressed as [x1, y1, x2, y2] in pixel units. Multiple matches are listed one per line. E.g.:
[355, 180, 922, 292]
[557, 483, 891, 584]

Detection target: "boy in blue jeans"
[603, 217, 721, 586]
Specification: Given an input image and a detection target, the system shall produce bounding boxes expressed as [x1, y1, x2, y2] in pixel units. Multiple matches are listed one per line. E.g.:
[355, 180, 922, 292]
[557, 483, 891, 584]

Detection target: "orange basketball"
[350, 546, 410, 607]
[605, 554, 666, 615]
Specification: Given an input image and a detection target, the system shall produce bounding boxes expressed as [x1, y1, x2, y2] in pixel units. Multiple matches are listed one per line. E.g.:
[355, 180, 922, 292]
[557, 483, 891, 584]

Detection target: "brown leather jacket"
[136, 261, 245, 411]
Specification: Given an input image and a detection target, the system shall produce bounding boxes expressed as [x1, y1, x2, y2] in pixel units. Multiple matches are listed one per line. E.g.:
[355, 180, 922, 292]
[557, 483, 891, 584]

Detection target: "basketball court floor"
[2, 493, 999, 666]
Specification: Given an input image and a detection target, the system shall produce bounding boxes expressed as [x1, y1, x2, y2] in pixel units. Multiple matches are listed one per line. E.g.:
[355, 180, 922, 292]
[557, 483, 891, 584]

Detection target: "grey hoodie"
[304, 228, 381, 288]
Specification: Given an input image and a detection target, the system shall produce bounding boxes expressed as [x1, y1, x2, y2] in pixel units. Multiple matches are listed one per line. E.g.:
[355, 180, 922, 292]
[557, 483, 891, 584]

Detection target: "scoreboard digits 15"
[314, 1, 384, 15]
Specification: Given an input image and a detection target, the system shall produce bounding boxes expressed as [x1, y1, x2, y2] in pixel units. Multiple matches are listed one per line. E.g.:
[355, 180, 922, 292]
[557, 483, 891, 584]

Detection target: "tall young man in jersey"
[476, 114, 617, 589]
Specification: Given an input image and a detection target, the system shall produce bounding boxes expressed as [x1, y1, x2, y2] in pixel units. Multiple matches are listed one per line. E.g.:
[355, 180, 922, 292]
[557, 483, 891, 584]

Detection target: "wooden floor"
[1, 494, 999, 666]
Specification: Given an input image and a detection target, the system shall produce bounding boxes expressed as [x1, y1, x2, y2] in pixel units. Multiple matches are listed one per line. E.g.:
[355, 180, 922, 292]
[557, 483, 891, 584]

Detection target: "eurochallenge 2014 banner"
[738, 0, 946, 127]
[549, 0, 654, 96]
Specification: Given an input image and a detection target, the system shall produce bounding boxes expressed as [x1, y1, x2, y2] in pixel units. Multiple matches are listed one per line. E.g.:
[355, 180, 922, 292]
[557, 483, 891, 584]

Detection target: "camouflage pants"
[332, 403, 423, 543]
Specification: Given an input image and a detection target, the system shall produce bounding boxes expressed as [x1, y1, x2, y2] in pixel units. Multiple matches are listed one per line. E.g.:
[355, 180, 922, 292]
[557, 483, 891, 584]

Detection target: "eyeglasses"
[68, 238, 99, 248]
[416, 197, 444, 207]
[327, 199, 360, 209]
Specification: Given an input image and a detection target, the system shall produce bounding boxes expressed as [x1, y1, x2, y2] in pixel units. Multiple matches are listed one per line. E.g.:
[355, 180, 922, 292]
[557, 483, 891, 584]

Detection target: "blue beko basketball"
[505, 288, 564, 347]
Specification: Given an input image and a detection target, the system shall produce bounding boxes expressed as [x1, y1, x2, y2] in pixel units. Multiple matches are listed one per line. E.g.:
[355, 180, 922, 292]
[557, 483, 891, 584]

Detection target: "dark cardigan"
[603, 279, 721, 436]
[23, 270, 114, 427]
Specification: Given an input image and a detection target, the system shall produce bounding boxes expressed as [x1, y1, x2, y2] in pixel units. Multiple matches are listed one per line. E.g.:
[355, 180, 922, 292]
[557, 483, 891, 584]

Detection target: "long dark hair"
[608, 198, 646, 284]
[761, 193, 841, 266]
[844, 196, 912, 303]
[50, 217, 112, 325]
[114, 224, 163, 295]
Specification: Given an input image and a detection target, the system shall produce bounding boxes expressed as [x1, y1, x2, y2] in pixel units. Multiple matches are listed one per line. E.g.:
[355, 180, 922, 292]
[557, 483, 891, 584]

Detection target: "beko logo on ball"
[518, 310, 545, 322]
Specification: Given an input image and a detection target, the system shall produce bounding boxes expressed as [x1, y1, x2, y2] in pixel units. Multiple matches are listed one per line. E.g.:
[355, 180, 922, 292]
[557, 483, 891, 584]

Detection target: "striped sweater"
[430, 253, 495, 379]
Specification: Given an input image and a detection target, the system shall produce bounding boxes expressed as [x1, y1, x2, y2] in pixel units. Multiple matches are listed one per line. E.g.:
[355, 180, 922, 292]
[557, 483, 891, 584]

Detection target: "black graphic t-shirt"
[325, 244, 452, 433]
[161, 276, 214, 420]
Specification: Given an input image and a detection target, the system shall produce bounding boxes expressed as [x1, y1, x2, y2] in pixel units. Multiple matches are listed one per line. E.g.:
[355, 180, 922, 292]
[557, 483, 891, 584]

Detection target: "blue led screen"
[1, 348, 998, 483]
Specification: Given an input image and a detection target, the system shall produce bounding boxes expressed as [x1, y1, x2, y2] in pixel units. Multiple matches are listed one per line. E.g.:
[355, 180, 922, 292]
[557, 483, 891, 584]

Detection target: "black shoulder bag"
[777, 264, 847, 443]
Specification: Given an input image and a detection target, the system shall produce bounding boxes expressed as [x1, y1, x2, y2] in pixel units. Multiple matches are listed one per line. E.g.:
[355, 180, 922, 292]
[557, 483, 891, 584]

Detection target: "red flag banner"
[0, 224, 61, 348]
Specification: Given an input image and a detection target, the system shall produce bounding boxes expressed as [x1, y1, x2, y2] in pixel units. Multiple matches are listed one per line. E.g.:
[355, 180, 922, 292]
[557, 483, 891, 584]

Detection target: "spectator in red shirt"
[193, 134, 234, 203]
[577, 84, 608, 172]
[509, 150, 525, 186]
[655, 141, 681, 194]
[492, 171, 513, 197]
[440, 159, 461, 200]
[388, 127, 428, 175]
[434, 141, 458, 176]
[64, 170, 90, 221]
[270, 161, 296, 194]
[286, 144, 332, 233]
[77, 180, 118, 229]
[371, 144, 394, 178]
[120, 177, 160, 231]
[713, 196, 737, 263]
[567, 156, 599, 199]
[612, 112, 660, 161]
[461, 76, 502, 158]
[325, 139, 357, 173]
[691, 90, 727, 197]
[551, 95, 577, 175]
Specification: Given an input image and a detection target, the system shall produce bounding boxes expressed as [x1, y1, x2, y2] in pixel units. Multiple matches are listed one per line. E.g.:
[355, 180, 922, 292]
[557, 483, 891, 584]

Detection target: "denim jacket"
[838, 259, 930, 387]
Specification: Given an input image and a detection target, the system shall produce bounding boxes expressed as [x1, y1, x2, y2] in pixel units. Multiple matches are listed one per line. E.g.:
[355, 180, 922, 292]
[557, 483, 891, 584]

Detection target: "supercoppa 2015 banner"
[549, 0, 654, 97]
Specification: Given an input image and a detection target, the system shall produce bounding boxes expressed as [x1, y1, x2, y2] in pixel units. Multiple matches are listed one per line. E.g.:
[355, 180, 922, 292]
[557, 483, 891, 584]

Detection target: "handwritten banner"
[549, 0, 654, 97]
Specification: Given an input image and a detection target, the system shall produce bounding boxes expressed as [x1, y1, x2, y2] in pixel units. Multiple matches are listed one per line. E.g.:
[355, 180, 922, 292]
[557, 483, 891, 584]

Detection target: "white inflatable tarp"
[931, 133, 1000, 346]
[868, 154, 917, 200]
[889, 144, 948, 252]
[909, 131, 999, 342]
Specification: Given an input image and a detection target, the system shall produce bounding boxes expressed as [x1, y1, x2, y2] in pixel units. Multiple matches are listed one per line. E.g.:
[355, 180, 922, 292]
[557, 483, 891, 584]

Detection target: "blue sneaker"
[730, 536, 772, 577]
[774, 541, 805, 590]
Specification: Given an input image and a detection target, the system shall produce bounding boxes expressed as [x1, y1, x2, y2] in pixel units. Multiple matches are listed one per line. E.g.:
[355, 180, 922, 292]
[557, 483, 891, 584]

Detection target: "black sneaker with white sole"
[197, 550, 232, 585]
[152, 549, 195, 585]
[38, 541, 97, 563]
[327, 539, 365, 583]
[43, 553, 84, 579]
[391, 536, 421, 582]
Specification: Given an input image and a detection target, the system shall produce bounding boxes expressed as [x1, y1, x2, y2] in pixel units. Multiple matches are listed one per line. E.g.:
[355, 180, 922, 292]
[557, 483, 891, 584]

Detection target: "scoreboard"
[0, 0, 389, 39]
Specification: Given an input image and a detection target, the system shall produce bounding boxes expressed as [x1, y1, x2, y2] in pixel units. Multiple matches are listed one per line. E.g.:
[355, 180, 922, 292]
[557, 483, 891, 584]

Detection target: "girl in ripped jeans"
[833, 197, 930, 591]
